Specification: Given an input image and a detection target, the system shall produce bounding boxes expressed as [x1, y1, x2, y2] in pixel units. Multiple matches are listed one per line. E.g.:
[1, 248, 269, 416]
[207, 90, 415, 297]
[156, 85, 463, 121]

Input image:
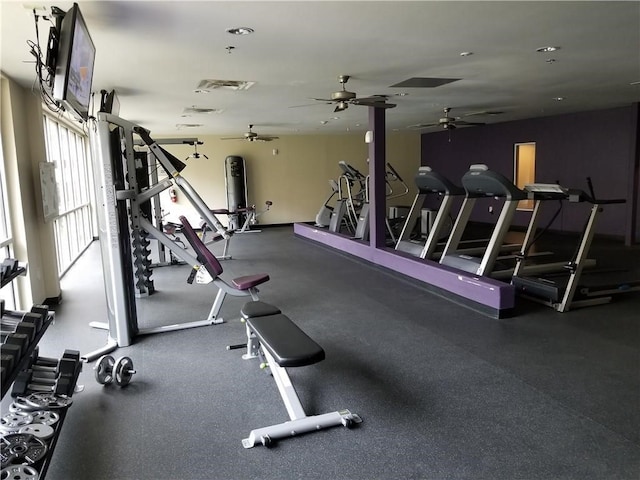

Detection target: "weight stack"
[131, 229, 154, 297]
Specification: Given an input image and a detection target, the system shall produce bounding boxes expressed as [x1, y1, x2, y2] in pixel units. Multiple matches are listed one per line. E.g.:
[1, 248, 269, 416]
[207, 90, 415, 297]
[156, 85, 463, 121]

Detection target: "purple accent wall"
[421, 105, 640, 240]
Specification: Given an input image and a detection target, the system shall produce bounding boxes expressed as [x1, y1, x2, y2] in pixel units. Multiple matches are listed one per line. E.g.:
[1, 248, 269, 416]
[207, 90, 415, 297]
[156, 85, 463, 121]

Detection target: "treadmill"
[511, 183, 636, 312]
[395, 166, 466, 258]
[439, 164, 529, 277]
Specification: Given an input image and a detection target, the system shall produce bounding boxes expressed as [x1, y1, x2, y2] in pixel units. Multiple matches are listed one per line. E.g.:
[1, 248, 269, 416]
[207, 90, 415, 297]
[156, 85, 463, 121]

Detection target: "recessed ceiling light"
[545, 58, 557, 63]
[536, 46, 560, 52]
[460, 51, 473, 57]
[226, 27, 254, 35]
[553, 97, 565, 101]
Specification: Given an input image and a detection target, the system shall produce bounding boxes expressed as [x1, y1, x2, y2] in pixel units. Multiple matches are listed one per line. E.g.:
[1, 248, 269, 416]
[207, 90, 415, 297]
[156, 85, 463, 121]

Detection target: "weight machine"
[351, 161, 409, 243]
[83, 113, 232, 361]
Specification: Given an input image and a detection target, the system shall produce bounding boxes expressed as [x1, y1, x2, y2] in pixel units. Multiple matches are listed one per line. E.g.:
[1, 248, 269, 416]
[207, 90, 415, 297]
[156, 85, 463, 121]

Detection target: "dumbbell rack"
[1, 261, 83, 479]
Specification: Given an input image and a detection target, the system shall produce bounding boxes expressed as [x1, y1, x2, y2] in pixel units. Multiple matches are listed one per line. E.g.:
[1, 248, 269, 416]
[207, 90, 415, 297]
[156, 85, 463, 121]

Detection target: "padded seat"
[179, 215, 269, 324]
[241, 301, 281, 319]
[246, 314, 325, 367]
[232, 274, 270, 291]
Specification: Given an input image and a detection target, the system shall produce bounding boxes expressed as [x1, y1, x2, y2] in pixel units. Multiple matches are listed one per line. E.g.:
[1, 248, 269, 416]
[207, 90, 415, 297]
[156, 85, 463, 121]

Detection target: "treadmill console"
[524, 183, 568, 200]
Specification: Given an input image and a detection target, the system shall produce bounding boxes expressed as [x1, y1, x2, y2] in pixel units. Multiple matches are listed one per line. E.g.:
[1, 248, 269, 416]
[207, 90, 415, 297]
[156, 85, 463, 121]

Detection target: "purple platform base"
[294, 223, 515, 318]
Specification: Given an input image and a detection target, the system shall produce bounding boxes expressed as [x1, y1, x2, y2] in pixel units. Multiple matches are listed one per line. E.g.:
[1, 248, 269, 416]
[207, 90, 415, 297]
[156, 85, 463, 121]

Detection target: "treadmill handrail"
[526, 186, 626, 205]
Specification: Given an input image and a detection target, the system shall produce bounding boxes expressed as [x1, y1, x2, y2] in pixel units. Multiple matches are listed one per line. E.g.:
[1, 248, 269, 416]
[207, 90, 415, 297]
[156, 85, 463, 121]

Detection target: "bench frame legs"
[206, 283, 260, 324]
[242, 347, 362, 448]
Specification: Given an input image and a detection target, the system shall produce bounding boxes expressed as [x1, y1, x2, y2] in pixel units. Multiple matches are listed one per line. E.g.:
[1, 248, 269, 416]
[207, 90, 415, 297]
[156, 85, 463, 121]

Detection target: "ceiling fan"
[221, 125, 279, 142]
[410, 107, 502, 130]
[305, 75, 396, 112]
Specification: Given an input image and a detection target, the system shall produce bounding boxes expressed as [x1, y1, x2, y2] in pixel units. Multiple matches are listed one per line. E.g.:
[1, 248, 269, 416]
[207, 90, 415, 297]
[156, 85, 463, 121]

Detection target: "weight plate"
[18, 423, 55, 440]
[94, 355, 115, 385]
[24, 392, 73, 410]
[0, 412, 33, 432]
[0, 464, 40, 480]
[8, 398, 39, 413]
[30, 410, 59, 427]
[113, 356, 135, 387]
[0, 433, 47, 468]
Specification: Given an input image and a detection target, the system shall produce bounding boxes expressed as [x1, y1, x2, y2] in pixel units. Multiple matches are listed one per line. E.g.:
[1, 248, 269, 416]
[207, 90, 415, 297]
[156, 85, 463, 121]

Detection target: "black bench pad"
[246, 314, 325, 367]
[241, 301, 281, 319]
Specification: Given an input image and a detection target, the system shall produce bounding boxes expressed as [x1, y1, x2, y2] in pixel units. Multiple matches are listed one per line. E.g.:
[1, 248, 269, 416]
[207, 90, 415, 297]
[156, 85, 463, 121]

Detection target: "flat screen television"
[53, 3, 95, 122]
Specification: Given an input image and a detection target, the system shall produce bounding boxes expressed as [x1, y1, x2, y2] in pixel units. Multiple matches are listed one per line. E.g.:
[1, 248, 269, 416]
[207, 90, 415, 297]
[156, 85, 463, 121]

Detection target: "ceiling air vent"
[195, 79, 256, 92]
[182, 107, 224, 115]
[175, 123, 203, 129]
[389, 77, 461, 88]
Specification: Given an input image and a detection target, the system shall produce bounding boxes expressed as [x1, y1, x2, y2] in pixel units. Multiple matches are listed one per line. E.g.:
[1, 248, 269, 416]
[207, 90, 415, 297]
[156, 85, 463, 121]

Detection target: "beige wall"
[1, 74, 420, 307]
[160, 131, 420, 225]
[1, 76, 60, 308]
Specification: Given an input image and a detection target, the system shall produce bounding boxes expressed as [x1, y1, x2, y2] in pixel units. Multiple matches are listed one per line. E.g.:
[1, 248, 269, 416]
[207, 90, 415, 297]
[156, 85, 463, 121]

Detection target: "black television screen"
[53, 3, 95, 121]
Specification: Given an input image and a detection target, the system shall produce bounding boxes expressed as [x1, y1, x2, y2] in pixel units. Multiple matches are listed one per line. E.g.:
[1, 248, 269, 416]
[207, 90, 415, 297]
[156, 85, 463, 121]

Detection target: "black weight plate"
[0, 433, 47, 468]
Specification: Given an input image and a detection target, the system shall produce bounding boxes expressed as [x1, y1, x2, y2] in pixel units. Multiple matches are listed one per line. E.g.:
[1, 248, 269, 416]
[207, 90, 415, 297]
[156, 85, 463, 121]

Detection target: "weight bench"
[178, 216, 270, 324]
[239, 301, 362, 448]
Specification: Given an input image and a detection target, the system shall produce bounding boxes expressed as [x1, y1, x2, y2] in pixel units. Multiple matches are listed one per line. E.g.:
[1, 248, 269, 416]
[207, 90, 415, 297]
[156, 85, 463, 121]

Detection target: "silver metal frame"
[242, 345, 361, 448]
[84, 113, 235, 360]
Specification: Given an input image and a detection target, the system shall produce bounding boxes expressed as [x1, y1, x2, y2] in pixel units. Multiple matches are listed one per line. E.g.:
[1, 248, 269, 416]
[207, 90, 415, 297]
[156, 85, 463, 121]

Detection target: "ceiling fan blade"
[464, 110, 505, 117]
[289, 100, 333, 108]
[455, 120, 486, 126]
[352, 98, 396, 109]
[354, 95, 387, 102]
[220, 137, 244, 140]
[407, 122, 439, 129]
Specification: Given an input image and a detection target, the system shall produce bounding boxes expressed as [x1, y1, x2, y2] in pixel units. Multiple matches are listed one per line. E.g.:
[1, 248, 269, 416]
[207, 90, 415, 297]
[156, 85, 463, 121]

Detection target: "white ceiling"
[1, 1, 639, 138]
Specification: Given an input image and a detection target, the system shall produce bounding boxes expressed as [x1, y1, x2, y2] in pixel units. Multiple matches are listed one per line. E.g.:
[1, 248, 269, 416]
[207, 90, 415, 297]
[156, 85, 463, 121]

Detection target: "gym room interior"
[1, 2, 639, 479]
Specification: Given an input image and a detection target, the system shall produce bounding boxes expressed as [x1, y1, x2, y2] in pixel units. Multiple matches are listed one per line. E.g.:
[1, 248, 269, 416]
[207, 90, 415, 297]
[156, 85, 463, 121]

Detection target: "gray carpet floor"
[2, 226, 639, 480]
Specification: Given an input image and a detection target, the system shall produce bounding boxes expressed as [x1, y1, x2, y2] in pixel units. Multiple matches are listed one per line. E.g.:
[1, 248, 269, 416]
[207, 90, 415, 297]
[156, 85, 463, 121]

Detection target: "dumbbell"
[1, 258, 19, 280]
[11, 350, 81, 397]
[1, 332, 30, 359]
[1, 322, 37, 344]
[28, 348, 80, 372]
[1, 305, 48, 333]
[94, 355, 136, 387]
[11, 369, 75, 397]
[1, 350, 20, 373]
[0, 307, 48, 352]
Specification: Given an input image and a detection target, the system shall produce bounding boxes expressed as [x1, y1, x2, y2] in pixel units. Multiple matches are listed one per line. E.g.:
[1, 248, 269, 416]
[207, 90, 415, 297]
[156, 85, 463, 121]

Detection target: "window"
[0, 134, 17, 309]
[42, 114, 94, 276]
[514, 142, 536, 210]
